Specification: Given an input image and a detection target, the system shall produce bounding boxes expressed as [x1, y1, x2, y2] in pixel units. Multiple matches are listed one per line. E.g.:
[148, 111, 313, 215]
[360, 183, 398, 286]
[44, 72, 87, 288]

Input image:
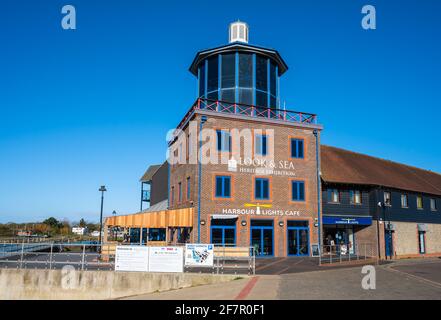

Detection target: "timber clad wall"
[150, 162, 169, 206]
[322, 186, 370, 217]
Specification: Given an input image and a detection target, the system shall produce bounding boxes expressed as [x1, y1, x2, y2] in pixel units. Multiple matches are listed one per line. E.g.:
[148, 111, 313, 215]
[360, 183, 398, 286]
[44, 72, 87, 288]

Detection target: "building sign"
[221, 206, 301, 217]
[322, 216, 372, 226]
[115, 246, 149, 272]
[185, 244, 214, 267]
[228, 158, 297, 177]
[148, 247, 184, 273]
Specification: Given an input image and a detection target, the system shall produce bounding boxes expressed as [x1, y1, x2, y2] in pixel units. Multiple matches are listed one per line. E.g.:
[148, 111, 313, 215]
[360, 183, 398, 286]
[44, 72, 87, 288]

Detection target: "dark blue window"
[292, 181, 305, 201]
[255, 134, 268, 156]
[215, 176, 231, 198]
[216, 130, 231, 152]
[291, 138, 304, 159]
[186, 177, 191, 200]
[255, 178, 270, 200]
[211, 219, 236, 246]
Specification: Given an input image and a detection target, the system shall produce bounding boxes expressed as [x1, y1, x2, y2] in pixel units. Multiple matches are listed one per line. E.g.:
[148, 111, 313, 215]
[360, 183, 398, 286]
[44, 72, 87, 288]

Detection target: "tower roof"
[189, 42, 289, 77]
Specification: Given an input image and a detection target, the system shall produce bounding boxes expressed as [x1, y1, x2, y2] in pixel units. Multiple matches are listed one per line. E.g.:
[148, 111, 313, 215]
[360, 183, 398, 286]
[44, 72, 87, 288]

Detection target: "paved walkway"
[124, 258, 441, 300]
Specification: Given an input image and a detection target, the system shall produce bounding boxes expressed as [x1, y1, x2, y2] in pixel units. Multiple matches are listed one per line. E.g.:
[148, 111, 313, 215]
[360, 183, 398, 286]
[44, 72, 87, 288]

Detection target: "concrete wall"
[0, 269, 240, 300]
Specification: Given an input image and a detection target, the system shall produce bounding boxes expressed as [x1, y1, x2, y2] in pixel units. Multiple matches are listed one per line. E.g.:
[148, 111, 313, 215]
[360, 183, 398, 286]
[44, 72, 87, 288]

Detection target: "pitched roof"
[140, 165, 161, 182]
[321, 145, 441, 196]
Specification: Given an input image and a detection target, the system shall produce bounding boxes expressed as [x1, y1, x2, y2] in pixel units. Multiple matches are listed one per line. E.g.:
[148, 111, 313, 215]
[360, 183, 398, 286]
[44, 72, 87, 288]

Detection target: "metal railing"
[175, 98, 318, 133]
[0, 242, 256, 275]
[318, 242, 377, 265]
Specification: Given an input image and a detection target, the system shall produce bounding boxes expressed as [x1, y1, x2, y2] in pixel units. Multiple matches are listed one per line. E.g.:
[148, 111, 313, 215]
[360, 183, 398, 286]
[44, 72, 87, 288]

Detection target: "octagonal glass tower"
[189, 22, 288, 109]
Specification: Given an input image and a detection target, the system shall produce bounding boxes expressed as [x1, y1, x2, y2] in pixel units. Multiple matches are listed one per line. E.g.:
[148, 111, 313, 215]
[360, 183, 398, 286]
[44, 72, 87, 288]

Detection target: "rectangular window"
[417, 195, 423, 209]
[255, 134, 268, 156]
[215, 176, 231, 198]
[430, 198, 437, 211]
[401, 194, 408, 208]
[171, 186, 175, 206]
[211, 219, 236, 247]
[207, 56, 218, 93]
[328, 189, 339, 203]
[290, 138, 304, 159]
[221, 53, 235, 89]
[255, 178, 270, 200]
[384, 191, 391, 206]
[186, 177, 191, 201]
[178, 182, 182, 203]
[291, 181, 305, 201]
[216, 130, 231, 152]
[350, 190, 362, 204]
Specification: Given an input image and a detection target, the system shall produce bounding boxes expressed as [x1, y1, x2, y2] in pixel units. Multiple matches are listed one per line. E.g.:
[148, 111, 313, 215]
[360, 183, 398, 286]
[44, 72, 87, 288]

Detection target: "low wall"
[0, 269, 241, 300]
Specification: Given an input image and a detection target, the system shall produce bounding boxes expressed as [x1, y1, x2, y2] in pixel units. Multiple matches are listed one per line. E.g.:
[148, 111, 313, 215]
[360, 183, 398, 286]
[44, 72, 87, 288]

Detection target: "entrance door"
[250, 220, 274, 257]
[385, 230, 394, 258]
[287, 227, 309, 256]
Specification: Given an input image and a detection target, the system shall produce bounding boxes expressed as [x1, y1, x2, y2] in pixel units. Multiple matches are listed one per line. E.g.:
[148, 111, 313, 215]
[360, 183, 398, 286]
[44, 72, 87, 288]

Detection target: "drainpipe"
[313, 130, 322, 251]
[197, 115, 208, 243]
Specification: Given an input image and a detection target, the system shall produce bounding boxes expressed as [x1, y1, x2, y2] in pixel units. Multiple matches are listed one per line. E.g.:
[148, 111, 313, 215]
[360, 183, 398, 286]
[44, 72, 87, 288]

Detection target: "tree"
[43, 217, 62, 229]
[79, 218, 87, 228]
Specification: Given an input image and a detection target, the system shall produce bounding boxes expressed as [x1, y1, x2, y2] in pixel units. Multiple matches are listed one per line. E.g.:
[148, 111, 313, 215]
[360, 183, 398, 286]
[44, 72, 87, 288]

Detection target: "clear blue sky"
[1, 0, 440, 223]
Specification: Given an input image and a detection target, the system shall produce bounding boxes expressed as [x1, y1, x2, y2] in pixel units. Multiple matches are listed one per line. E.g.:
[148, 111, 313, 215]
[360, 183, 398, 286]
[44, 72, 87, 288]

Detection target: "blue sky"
[1, 0, 440, 223]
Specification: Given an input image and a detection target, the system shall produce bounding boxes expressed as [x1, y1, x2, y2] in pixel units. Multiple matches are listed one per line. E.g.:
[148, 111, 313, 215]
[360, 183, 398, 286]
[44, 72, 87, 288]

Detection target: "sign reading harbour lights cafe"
[221, 205, 301, 217]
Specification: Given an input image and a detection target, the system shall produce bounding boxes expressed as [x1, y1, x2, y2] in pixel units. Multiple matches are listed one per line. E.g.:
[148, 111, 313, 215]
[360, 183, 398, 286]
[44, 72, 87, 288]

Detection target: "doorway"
[250, 220, 274, 257]
[287, 221, 309, 256]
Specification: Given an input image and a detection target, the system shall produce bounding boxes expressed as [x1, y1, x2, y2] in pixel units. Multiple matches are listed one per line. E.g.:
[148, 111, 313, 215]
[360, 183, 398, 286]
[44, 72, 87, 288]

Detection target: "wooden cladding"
[105, 207, 194, 228]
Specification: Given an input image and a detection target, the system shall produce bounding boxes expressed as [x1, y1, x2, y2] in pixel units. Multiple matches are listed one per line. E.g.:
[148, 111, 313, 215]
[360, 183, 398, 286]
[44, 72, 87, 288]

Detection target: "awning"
[211, 215, 239, 220]
[322, 216, 372, 226]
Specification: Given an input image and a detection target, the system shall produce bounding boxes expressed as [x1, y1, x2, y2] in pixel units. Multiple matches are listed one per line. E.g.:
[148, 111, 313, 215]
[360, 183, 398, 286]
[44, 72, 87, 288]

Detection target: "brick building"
[105, 22, 441, 260]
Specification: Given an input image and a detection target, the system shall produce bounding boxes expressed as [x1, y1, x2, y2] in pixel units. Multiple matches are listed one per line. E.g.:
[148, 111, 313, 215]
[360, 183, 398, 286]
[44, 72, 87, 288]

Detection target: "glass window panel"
[215, 177, 223, 197]
[207, 90, 218, 101]
[298, 182, 305, 201]
[262, 179, 269, 199]
[256, 91, 268, 108]
[256, 55, 268, 91]
[239, 88, 253, 105]
[220, 88, 235, 103]
[270, 62, 277, 96]
[239, 53, 253, 88]
[224, 228, 235, 245]
[211, 228, 223, 244]
[224, 177, 231, 197]
[298, 140, 304, 158]
[207, 56, 218, 93]
[255, 179, 262, 199]
[270, 96, 277, 109]
[199, 63, 205, 97]
[221, 54, 235, 88]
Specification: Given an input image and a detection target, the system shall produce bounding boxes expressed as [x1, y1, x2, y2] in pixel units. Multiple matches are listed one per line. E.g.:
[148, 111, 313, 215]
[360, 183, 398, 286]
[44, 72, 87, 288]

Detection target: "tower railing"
[176, 98, 318, 132]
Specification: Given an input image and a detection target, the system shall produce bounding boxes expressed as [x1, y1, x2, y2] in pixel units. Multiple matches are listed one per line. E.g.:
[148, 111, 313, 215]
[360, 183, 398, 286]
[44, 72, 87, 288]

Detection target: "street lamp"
[98, 185, 107, 246]
[112, 210, 117, 241]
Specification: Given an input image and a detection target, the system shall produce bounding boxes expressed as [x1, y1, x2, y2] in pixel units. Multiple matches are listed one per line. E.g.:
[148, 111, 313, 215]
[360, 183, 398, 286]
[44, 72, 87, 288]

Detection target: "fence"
[318, 242, 377, 265]
[0, 242, 255, 275]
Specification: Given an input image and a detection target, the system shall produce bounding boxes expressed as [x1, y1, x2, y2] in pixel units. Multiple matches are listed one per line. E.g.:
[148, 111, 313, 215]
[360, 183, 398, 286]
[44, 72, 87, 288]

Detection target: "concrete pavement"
[125, 258, 441, 300]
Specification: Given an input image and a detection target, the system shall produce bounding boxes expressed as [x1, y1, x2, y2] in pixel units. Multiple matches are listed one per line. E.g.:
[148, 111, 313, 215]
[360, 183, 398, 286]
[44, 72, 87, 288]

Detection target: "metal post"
[49, 243, 53, 270]
[81, 244, 86, 270]
[19, 241, 25, 269]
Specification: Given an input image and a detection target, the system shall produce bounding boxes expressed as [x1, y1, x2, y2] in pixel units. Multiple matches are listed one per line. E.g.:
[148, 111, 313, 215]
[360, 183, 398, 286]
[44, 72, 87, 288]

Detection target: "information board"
[148, 247, 184, 273]
[115, 246, 149, 272]
[184, 244, 214, 267]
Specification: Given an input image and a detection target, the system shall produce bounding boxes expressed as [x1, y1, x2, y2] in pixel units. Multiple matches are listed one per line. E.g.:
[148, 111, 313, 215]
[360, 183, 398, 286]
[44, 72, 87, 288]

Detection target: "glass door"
[250, 220, 274, 257]
[287, 227, 309, 256]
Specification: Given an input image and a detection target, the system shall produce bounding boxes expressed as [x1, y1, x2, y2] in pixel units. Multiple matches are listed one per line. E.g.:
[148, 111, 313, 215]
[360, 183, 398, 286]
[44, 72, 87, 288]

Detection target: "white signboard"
[115, 246, 149, 272]
[148, 247, 184, 273]
[185, 244, 214, 267]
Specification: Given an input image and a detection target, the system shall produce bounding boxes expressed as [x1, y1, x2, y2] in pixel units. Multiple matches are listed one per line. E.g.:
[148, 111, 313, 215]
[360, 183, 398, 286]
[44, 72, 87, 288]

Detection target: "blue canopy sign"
[322, 216, 372, 226]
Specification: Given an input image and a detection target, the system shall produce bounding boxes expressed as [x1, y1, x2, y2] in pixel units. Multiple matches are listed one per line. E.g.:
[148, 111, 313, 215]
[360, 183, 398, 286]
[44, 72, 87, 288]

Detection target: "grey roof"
[142, 199, 168, 213]
[140, 165, 161, 182]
